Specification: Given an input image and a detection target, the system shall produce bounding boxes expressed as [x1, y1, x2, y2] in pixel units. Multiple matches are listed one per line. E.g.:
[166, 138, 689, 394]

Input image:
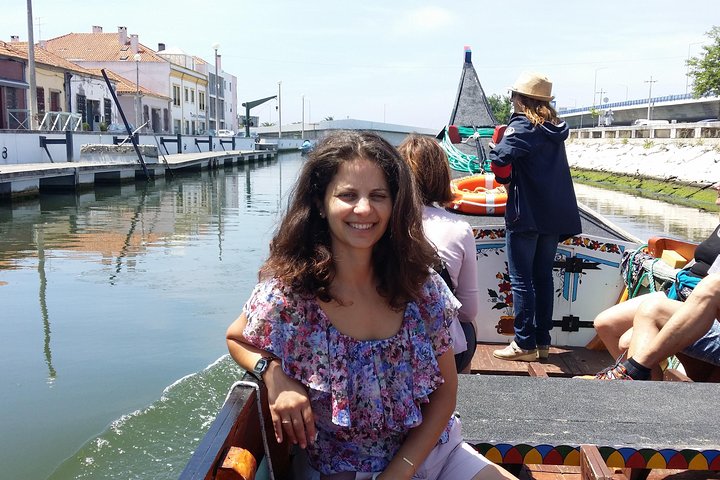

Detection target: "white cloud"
[394, 6, 454, 34]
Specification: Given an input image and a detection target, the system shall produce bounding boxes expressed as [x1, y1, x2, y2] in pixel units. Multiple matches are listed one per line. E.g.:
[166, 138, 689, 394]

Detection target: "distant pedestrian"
[489, 72, 582, 362]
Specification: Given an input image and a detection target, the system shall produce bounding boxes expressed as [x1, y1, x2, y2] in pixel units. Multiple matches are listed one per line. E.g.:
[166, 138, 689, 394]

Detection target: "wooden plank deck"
[469, 343, 613, 378]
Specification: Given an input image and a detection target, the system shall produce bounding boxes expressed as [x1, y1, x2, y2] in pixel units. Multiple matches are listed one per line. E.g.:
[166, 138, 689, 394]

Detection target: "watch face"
[254, 357, 269, 375]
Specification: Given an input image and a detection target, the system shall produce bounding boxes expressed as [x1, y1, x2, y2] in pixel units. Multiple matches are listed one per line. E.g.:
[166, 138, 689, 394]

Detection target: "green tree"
[687, 25, 720, 98]
[488, 94, 511, 124]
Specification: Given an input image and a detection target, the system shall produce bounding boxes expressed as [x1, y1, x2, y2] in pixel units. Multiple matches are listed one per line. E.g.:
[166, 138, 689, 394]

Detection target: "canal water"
[0, 152, 717, 480]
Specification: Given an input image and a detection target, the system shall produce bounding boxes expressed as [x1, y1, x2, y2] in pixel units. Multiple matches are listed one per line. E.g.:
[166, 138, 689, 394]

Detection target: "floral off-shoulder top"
[241, 271, 459, 475]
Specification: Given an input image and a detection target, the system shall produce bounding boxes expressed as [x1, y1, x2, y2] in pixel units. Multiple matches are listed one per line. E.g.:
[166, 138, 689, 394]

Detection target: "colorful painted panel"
[473, 442, 720, 470]
[474, 229, 638, 347]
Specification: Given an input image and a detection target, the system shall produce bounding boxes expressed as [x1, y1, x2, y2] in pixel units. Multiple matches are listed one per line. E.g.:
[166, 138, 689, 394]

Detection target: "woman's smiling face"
[322, 157, 393, 256]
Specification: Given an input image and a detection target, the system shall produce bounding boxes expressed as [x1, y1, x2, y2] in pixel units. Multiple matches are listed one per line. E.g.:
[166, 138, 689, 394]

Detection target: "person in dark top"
[591, 182, 720, 379]
[489, 72, 582, 362]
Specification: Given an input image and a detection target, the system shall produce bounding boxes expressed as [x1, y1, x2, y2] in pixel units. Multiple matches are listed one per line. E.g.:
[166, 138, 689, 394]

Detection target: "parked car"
[107, 122, 135, 133]
[632, 119, 670, 126]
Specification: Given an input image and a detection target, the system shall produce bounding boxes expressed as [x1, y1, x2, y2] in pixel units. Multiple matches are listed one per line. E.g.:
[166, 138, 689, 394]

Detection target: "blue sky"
[2, 0, 716, 130]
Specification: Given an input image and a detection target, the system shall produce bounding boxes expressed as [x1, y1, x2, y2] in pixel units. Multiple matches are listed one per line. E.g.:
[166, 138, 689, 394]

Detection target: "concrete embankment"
[566, 141, 719, 211]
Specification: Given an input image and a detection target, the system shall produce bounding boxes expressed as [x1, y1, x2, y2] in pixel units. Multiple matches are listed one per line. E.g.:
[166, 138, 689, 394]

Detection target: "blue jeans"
[506, 230, 558, 350]
[683, 320, 720, 366]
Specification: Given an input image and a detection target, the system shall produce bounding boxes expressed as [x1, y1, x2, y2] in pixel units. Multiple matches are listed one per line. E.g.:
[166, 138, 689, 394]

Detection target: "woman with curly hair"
[226, 131, 516, 480]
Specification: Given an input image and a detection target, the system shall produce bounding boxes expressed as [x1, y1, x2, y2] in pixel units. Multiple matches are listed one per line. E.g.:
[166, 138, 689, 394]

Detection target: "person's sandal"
[594, 362, 633, 380]
[493, 341, 538, 362]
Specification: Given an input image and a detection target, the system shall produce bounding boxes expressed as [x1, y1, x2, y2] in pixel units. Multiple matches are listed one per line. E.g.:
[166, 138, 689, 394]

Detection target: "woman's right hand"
[265, 363, 316, 449]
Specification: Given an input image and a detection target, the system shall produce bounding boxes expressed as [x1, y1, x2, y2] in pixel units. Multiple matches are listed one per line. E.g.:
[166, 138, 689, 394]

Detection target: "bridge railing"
[558, 93, 715, 115]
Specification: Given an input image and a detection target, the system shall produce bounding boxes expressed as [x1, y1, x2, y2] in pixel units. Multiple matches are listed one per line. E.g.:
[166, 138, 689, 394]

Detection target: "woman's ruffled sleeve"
[241, 279, 331, 390]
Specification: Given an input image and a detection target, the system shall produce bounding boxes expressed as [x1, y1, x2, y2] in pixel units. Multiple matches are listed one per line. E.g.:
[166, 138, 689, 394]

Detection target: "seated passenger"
[589, 273, 720, 380]
[398, 134, 479, 373]
[594, 181, 720, 360]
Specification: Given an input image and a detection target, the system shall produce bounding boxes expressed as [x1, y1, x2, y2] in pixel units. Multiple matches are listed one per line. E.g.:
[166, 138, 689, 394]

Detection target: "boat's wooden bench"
[457, 375, 720, 476]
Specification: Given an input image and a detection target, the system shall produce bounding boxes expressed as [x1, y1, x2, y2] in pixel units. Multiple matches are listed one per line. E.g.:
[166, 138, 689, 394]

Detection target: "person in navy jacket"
[490, 72, 582, 362]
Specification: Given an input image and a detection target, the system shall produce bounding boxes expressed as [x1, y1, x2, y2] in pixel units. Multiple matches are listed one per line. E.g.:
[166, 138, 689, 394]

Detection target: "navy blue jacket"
[489, 113, 581, 240]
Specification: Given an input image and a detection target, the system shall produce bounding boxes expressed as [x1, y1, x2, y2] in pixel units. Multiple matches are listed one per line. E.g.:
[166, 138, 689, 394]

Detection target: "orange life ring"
[450, 174, 507, 215]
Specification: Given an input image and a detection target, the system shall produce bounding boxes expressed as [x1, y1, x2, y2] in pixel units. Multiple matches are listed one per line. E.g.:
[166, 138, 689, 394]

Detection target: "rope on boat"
[440, 126, 493, 174]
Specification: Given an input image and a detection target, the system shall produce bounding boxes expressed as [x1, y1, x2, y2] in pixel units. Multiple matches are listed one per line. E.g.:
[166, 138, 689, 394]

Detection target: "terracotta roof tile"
[8, 41, 99, 76]
[44, 32, 167, 63]
[0, 41, 25, 60]
[93, 68, 170, 100]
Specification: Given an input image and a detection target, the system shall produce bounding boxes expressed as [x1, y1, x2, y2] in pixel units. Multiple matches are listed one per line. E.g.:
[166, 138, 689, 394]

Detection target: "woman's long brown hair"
[260, 130, 438, 309]
[514, 93, 560, 126]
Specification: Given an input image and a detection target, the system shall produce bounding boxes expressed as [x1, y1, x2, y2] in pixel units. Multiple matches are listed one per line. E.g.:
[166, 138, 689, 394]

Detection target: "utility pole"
[644, 76, 657, 120]
[595, 88, 606, 126]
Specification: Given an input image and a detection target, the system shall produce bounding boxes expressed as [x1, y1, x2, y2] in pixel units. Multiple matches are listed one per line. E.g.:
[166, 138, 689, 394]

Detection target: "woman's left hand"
[265, 364, 316, 448]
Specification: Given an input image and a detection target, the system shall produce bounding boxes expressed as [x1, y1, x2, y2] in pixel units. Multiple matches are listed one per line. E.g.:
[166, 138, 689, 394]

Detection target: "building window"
[191, 89, 195, 103]
[173, 119, 181, 134]
[199, 92, 205, 111]
[76, 94, 87, 122]
[184, 87, 189, 102]
[50, 91, 61, 112]
[104, 98, 112, 124]
[164, 108, 170, 132]
[36, 87, 45, 115]
[173, 85, 181, 107]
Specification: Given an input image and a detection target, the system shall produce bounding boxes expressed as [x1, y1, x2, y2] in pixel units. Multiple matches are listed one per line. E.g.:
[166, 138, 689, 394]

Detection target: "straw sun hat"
[510, 72, 554, 101]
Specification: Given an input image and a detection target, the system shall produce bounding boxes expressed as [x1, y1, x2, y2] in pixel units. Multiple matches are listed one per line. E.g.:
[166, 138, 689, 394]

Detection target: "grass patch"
[571, 168, 717, 211]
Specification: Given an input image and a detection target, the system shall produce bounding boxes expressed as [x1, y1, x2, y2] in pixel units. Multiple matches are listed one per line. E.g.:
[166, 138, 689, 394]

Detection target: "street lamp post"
[277, 81, 282, 139]
[212, 43, 220, 132]
[134, 53, 141, 130]
[592, 67, 608, 108]
[301, 94, 305, 139]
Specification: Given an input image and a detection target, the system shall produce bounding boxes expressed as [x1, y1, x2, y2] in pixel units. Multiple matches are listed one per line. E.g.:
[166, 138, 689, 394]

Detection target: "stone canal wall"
[566, 139, 720, 211]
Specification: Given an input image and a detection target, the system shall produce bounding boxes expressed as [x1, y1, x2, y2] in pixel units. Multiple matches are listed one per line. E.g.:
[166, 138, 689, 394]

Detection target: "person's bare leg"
[632, 274, 720, 369]
[618, 327, 633, 352]
[626, 294, 683, 379]
[594, 294, 663, 358]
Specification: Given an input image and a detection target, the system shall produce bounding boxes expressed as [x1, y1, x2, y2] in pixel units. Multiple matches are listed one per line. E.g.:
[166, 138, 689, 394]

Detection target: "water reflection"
[574, 183, 719, 242]
[37, 228, 57, 383]
[0, 154, 296, 480]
